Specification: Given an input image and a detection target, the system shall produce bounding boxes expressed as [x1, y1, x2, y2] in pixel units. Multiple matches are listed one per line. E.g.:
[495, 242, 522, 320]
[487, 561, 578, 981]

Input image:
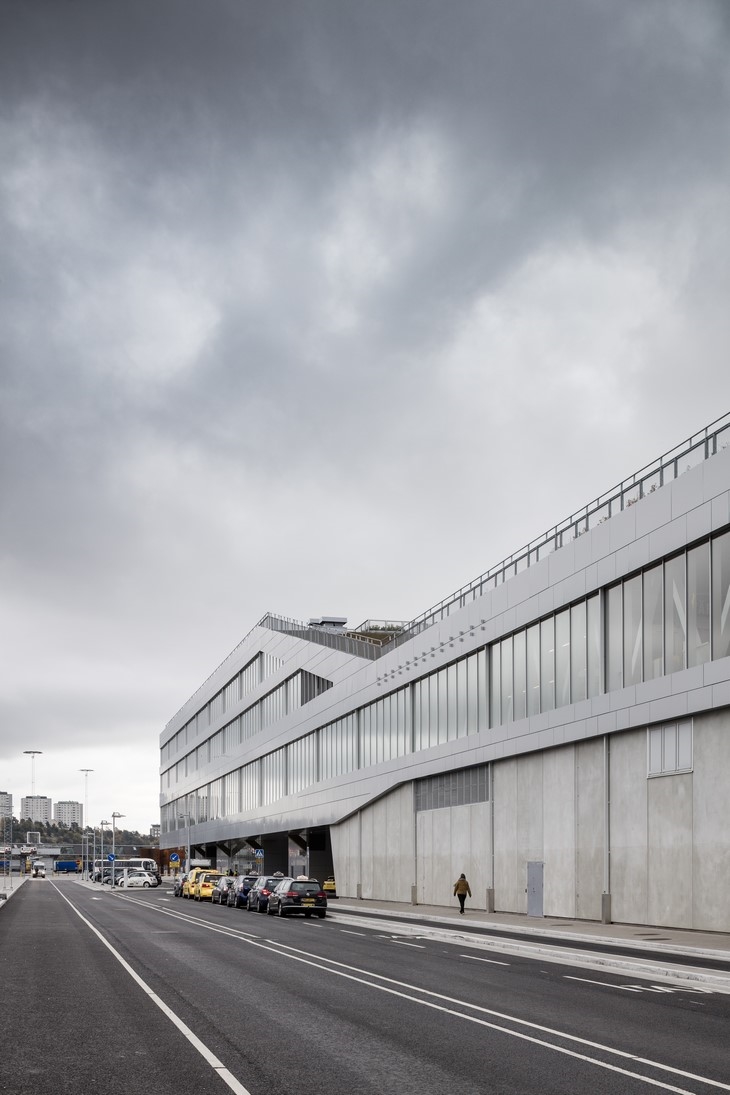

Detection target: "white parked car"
[117, 870, 158, 889]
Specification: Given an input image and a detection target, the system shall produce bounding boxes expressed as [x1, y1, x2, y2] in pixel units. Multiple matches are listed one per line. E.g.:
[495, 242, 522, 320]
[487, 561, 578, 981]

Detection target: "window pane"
[447, 663, 458, 740]
[570, 601, 587, 703]
[438, 668, 448, 743]
[501, 636, 513, 723]
[526, 624, 540, 716]
[490, 644, 501, 727]
[428, 674, 439, 748]
[587, 594, 601, 697]
[664, 554, 686, 674]
[606, 584, 623, 691]
[555, 610, 570, 707]
[643, 565, 663, 681]
[513, 631, 526, 721]
[687, 543, 710, 667]
[648, 727, 662, 774]
[712, 531, 730, 660]
[662, 724, 677, 772]
[677, 720, 693, 769]
[540, 617, 555, 711]
[623, 576, 642, 686]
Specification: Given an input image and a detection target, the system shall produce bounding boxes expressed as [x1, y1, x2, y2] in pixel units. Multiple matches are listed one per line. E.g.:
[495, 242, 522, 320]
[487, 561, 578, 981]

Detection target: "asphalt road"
[2, 879, 728, 1095]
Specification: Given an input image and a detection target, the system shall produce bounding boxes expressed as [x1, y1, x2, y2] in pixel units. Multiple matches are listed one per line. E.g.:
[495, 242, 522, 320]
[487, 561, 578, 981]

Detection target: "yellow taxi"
[192, 870, 224, 901]
[323, 876, 337, 898]
[182, 867, 211, 898]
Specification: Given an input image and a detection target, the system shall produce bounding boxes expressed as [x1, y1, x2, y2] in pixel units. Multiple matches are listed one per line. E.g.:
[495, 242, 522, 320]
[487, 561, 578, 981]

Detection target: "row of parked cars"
[174, 870, 330, 918]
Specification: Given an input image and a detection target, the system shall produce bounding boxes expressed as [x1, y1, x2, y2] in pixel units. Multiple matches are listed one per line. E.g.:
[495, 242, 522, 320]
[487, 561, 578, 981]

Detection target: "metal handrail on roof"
[163, 413, 730, 730]
[390, 412, 730, 650]
[260, 612, 383, 658]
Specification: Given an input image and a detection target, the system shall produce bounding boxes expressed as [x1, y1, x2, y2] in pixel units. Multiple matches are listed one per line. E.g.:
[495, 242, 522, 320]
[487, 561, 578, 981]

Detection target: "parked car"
[268, 877, 327, 918]
[227, 874, 259, 908]
[246, 874, 285, 913]
[192, 871, 223, 901]
[323, 876, 337, 898]
[118, 870, 157, 889]
[182, 867, 210, 898]
[211, 877, 236, 905]
[173, 873, 187, 897]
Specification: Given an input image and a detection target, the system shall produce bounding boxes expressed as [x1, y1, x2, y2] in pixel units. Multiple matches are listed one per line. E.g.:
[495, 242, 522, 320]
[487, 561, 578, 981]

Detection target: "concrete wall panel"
[575, 739, 605, 920]
[542, 747, 575, 917]
[647, 772, 692, 927]
[608, 730, 648, 924]
[692, 711, 730, 931]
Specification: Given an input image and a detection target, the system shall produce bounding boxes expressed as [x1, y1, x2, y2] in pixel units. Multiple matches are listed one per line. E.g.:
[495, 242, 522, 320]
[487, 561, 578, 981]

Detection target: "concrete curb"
[331, 903, 730, 991]
[334, 902, 730, 962]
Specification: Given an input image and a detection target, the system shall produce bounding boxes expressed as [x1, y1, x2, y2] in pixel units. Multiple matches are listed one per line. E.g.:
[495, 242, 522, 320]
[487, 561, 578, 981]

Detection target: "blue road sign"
[170, 852, 180, 862]
[254, 849, 264, 858]
[107, 853, 115, 861]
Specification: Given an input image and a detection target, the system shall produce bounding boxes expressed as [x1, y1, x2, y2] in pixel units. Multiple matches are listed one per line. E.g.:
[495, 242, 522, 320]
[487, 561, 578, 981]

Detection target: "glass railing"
[390, 412, 730, 650]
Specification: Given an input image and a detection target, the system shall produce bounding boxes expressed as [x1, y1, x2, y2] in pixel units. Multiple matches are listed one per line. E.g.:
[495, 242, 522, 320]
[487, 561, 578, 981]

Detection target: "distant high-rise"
[54, 801, 83, 828]
[0, 791, 12, 819]
[20, 796, 52, 824]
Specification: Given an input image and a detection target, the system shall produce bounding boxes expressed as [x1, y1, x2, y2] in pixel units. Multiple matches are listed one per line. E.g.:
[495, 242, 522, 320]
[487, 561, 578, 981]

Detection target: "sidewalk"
[330, 897, 730, 960]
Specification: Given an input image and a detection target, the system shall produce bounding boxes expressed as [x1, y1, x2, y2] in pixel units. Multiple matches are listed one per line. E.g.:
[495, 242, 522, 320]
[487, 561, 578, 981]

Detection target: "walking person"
[453, 872, 471, 914]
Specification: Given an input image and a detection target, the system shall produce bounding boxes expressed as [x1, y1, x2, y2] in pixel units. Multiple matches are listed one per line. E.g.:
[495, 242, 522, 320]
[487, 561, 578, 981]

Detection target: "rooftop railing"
[164, 413, 730, 730]
[389, 412, 730, 650]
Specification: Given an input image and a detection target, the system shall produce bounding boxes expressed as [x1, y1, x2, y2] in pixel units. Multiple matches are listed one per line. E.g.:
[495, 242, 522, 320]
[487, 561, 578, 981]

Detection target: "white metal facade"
[160, 418, 730, 930]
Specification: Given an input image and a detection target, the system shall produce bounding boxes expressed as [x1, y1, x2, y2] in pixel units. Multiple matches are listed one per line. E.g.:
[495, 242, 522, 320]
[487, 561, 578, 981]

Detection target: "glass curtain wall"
[162, 530, 730, 827]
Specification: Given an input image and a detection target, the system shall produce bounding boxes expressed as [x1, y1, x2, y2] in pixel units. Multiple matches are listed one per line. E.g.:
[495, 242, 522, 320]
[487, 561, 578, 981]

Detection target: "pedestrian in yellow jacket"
[453, 873, 471, 914]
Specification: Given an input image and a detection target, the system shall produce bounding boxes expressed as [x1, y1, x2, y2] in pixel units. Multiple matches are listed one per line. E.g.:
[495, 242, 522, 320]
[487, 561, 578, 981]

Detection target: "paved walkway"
[329, 897, 730, 959]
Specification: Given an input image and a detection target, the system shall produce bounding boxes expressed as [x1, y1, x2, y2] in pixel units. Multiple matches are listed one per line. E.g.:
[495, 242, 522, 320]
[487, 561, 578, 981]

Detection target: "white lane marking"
[51, 884, 252, 1095]
[392, 941, 426, 949]
[140, 901, 730, 1095]
[566, 976, 642, 992]
[340, 930, 367, 936]
[462, 955, 510, 967]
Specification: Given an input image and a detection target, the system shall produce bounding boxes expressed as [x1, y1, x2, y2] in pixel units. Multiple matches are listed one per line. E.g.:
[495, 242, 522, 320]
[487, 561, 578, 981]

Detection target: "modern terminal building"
[160, 415, 730, 931]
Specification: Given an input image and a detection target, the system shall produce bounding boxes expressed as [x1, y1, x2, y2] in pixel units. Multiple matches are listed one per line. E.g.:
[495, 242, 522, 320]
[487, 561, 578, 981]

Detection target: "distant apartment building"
[20, 796, 52, 824]
[0, 791, 12, 819]
[53, 801, 83, 828]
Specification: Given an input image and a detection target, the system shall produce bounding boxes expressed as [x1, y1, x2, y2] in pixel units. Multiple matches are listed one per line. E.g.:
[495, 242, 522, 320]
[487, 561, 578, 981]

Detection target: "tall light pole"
[79, 769, 93, 831]
[79, 770, 93, 877]
[100, 820, 108, 883]
[111, 812, 125, 887]
[23, 751, 43, 818]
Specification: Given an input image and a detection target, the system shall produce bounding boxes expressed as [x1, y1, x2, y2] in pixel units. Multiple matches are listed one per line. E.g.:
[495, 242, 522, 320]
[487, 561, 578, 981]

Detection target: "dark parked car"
[173, 873, 188, 897]
[246, 874, 285, 913]
[227, 874, 259, 908]
[268, 877, 327, 918]
[212, 877, 237, 905]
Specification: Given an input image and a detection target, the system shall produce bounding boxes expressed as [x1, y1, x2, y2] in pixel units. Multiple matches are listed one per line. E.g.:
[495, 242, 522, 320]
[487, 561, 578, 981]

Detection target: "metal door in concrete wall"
[527, 861, 543, 917]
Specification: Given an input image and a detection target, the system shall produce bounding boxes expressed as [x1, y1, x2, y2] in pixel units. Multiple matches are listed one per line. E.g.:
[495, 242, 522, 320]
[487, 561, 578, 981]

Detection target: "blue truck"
[54, 860, 79, 873]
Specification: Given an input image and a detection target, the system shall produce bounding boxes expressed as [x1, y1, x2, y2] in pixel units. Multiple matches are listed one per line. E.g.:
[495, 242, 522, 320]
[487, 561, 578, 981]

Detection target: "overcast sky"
[1, 0, 728, 833]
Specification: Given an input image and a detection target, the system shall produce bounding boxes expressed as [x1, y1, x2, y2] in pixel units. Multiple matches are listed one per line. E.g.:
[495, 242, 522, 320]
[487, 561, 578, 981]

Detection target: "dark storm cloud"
[1, 0, 728, 827]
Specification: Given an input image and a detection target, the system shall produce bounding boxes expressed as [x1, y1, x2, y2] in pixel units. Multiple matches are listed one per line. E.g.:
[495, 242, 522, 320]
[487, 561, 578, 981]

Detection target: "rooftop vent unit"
[308, 616, 347, 631]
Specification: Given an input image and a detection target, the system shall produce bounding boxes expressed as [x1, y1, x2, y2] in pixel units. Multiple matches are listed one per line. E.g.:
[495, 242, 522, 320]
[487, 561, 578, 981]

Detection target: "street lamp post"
[79, 769, 93, 851]
[100, 821, 108, 884]
[111, 812, 125, 887]
[23, 750, 43, 809]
